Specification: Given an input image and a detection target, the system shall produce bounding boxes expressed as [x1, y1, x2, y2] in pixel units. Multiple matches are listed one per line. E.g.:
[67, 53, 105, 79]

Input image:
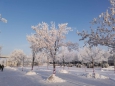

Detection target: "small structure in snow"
[47, 74, 66, 83]
[26, 71, 37, 75]
[82, 73, 109, 79]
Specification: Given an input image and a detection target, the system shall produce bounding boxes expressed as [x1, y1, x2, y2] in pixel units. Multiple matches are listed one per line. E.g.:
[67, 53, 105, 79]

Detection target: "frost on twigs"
[77, 0, 115, 49]
[26, 71, 37, 75]
[82, 73, 109, 79]
[47, 74, 66, 83]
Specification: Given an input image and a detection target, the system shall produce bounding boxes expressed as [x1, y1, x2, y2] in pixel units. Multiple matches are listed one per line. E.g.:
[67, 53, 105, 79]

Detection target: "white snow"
[26, 71, 37, 75]
[59, 69, 69, 73]
[82, 72, 109, 79]
[47, 74, 66, 83]
[101, 66, 114, 71]
[39, 69, 51, 71]
[5, 66, 17, 71]
[2, 66, 115, 86]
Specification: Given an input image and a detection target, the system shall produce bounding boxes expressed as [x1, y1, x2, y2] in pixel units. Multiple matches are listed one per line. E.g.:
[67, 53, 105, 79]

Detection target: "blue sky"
[0, 0, 110, 56]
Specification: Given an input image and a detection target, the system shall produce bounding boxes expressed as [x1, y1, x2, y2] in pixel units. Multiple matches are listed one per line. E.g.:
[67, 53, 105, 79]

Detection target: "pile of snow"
[47, 74, 66, 83]
[59, 70, 69, 73]
[82, 72, 109, 79]
[26, 71, 37, 75]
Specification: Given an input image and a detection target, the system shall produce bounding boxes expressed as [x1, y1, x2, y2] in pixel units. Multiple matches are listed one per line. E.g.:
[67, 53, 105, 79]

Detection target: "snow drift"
[47, 74, 66, 83]
[59, 70, 69, 73]
[26, 71, 37, 75]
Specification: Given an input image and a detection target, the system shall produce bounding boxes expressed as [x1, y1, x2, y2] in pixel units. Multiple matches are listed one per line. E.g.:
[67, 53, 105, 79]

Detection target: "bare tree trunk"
[52, 41, 57, 74]
[114, 58, 115, 73]
[68, 62, 70, 69]
[47, 57, 49, 69]
[92, 59, 95, 73]
[22, 57, 24, 71]
[31, 51, 35, 70]
[53, 59, 56, 74]
[85, 65, 86, 72]
[63, 58, 65, 70]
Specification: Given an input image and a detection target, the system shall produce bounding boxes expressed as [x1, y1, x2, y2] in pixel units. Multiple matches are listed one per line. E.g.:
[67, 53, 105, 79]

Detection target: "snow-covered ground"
[0, 66, 115, 86]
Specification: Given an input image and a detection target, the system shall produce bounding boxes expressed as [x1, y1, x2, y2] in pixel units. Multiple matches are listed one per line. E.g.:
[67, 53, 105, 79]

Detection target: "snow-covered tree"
[57, 42, 79, 69]
[66, 41, 78, 52]
[101, 49, 111, 62]
[0, 14, 7, 23]
[10, 49, 26, 70]
[78, 46, 105, 72]
[77, 0, 115, 72]
[58, 46, 69, 69]
[77, 0, 115, 48]
[35, 52, 47, 65]
[65, 41, 79, 66]
[109, 48, 115, 72]
[27, 34, 42, 70]
[27, 22, 72, 74]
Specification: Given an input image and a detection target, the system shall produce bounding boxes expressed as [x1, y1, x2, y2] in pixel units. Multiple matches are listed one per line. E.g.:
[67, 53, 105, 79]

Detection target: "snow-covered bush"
[76, 63, 82, 68]
[102, 63, 109, 68]
[87, 63, 93, 68]
[67, 63, 73, 67]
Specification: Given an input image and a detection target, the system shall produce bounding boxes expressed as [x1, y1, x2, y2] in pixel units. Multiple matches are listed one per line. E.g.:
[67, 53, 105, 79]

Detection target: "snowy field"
[0, 66, 115, 86]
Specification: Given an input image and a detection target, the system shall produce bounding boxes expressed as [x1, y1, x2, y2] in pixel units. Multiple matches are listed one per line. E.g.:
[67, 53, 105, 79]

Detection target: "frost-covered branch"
[77, 0, 115, 48]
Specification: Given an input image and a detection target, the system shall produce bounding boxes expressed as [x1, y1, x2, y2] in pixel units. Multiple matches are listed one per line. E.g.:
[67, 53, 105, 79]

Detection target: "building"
[108, 56, 114, 66]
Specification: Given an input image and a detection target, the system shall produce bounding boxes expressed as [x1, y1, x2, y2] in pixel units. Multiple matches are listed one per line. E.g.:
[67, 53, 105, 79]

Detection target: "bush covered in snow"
[87, 63, 93, 68]
[76, 64, 82, 68]
[102, 63, 109, 68]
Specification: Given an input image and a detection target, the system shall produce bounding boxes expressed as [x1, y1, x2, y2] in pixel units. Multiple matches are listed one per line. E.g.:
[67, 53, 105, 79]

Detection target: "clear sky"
[0, 0, 110, 56]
